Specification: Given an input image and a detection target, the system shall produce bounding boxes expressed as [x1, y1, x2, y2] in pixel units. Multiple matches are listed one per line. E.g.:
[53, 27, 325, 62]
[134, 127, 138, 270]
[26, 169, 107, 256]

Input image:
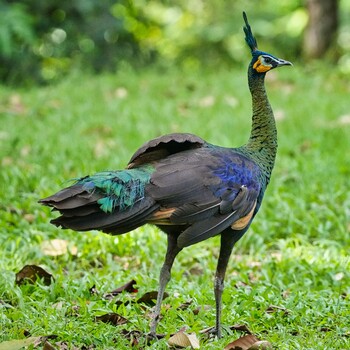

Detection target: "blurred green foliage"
[0, 0, 349, 84]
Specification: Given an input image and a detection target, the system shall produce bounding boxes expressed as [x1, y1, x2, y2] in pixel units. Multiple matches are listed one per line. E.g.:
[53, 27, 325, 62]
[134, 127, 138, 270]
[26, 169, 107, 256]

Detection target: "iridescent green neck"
[241, 64, 277, 179]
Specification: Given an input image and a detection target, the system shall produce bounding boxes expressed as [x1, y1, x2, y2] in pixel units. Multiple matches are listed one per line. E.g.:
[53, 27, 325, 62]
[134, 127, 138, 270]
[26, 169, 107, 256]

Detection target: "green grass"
[0, 63, 349, 349]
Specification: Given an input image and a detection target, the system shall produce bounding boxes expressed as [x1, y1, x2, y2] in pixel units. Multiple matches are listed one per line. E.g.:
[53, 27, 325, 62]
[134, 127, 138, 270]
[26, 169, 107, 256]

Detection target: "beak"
[277, 58, 293, 67]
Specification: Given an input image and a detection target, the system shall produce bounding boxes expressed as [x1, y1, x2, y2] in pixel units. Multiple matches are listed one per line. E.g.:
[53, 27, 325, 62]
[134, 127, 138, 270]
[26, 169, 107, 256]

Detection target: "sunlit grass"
[0, 64, 349, 349]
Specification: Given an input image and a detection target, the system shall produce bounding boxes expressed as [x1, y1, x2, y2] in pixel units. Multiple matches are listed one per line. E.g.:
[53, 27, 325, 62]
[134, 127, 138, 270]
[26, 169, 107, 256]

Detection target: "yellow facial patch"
[253, 56, 272, 73]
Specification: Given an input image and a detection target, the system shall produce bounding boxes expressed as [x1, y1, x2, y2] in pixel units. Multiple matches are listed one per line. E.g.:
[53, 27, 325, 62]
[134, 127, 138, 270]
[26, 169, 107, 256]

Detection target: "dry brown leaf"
[249, 340, 273, 349]
[224, 334, 272, 350]
[24, 213, 35, 223]
[229, 324, 252, 334]
[95, 313, 128, 326]
[115, 87, 128, 99]
[137, 291, 169, 306]
[43, 341, 56, 350]
[52, 301, 64, 310]
[224, 95, 238, 107]
[198, 95, 215, 107]
[193, 304, 211, 315]
[0, 337, 42, 350]
[15, 265, 53, 286]
[8, 94, 26, 115]
[188, 265, 204, 276]
[168, 330, 200, 349]
[120, 329, 143, 346]
[274, 109, 286, 121]
[338, 114, 350, 125]
[104, 279, 138, 299]
[333, 272, 344, 281]
[89, 284, 99, 295]
[266, 304, 290, 315]
[282, 289, 290, 299]
[224, 334, 259, 350]
[177, 299, 193, 310]
[41, 239, 77, 256]
[235, 281, 251, 289]
[53, 341, 71, 350]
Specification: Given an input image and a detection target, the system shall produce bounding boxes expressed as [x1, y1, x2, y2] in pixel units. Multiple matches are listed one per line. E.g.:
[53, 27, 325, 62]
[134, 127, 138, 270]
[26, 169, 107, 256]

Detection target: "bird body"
[40, 12, 291, 338]
[46, 139, 264, 244]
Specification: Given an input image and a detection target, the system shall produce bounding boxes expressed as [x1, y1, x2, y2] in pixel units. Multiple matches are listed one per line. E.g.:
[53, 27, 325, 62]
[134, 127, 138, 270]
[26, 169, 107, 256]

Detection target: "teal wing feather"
[78, 166, 154, 213]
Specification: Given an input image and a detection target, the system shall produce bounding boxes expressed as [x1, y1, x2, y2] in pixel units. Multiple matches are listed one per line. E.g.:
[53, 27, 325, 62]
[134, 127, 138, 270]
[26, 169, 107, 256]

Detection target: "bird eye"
[263, 56, 272, 64]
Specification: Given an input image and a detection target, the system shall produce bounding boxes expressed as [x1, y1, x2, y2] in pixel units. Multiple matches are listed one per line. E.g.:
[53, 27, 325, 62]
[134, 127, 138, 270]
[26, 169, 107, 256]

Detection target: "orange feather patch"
[231, 201, 257, 230]
[148, 208, 176, 225]
[253, 57, 271, 73]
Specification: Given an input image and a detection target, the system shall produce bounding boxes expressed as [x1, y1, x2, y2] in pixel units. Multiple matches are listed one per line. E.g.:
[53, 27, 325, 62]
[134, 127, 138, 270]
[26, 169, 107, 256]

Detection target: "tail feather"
[40, 167, 156, 235]
[51, 197, 158, 233]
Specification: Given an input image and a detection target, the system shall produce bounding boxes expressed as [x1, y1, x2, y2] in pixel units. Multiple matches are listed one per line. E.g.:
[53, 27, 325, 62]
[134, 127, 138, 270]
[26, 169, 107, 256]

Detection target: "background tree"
[303, 0, 339, 59]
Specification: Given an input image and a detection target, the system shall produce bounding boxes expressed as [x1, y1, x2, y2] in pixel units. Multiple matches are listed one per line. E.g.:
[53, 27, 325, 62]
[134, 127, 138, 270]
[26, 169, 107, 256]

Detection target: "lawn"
[0, 63, 349, 349]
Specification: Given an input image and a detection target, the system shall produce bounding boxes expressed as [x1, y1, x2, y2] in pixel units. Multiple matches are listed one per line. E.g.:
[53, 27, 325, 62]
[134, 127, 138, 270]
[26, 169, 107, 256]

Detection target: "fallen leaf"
[274, 109, 286, 121]
[89, 285, 99, 295]
[115, 87, 128, 99]
[224, 334, 259, 350]
[0, 337, 42, 350]
[281, 289, 290, 299]
[53, 341, 70, 350]
[52, 301, 64, 310]
[266, 304, 290, 315]
[95, 313, 128, 326]
[8, 94, 26, 115]
[224, 334, 272, 350]
[137, 291, 169, 306]
[43, 340, 56, 350]
[333, 272, 344, 281]
[188, 265, 203, 276]
[15, 265, 53, 286]
[229, 324, 252, 334]
[224, 95, 238, 107]
[193, 304, 211, 315]
[80, 345, 95, 350]
[41, 239, 77, 256]
[24, 213, 35, 223]
[168, 330, 200, 349]
[200, 323, 251, 336]
[177, 299, 193, 311]
[249, 340, 273, 349]
[198, 95, 215, 108]
[120, 329, 143, 346]
[338, 114, 350, 125]
[235, 281, 250, 289]
[104, 279, 137, 299]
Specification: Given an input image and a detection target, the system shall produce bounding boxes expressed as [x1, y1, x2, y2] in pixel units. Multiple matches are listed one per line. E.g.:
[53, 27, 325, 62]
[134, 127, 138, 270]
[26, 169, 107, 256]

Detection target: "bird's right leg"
[149, 233, 182, 337]
[213, 233, 237, 338]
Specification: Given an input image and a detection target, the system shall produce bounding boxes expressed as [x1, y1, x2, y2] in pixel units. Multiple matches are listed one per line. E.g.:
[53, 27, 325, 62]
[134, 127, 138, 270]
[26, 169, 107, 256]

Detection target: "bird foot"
[200, 326, 222, 339]
[145, 331, 166, 344]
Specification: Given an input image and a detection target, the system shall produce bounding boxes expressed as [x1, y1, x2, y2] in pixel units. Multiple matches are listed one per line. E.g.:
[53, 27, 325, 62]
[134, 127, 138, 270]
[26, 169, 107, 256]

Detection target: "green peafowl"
[40, 12, 291, 338]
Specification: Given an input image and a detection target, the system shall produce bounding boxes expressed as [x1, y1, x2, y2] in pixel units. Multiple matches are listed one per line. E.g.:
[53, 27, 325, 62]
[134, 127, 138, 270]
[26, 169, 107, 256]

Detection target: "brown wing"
[127, 133, 206, 168]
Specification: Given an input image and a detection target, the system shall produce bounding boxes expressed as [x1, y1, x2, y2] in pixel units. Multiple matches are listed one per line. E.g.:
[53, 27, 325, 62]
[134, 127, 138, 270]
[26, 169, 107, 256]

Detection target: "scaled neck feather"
[242, 64, 277, 180]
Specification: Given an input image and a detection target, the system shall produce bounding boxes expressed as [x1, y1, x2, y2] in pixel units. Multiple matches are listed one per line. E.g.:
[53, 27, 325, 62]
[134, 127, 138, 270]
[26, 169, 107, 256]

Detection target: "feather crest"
[243, 12, 258, 53]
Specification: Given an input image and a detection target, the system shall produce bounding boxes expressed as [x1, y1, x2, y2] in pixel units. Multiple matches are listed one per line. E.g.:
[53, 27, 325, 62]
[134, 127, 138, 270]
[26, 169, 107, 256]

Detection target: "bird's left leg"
[214, 232, 238, 338]
[150, 233, 182, 337]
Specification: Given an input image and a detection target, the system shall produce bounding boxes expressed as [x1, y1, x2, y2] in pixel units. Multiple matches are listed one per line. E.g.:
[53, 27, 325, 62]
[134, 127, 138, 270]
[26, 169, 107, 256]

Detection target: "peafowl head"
[243, 12, 292, 74]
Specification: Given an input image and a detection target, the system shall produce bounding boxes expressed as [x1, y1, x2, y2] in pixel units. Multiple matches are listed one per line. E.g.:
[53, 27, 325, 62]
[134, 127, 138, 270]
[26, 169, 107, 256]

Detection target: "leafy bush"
[3, 0, 349, 84]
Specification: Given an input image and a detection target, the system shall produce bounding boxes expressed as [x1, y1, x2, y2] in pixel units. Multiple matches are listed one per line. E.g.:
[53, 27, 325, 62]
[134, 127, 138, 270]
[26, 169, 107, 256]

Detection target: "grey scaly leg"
[150, 234, 182, 337]
[214, 232, 238, 338]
